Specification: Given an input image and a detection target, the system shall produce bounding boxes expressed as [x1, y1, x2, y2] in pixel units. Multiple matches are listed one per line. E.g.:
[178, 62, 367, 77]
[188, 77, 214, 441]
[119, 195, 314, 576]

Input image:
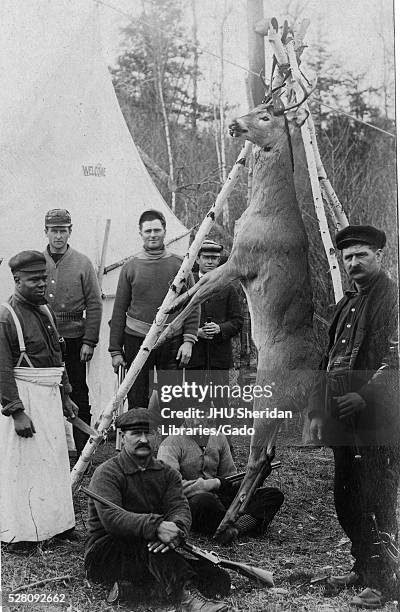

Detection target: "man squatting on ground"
[109, 209, 200, 409]
[0, 251, 78, 549]
[43, 209, 102, 455]
[85, 408, 229, 612]
[158, 414, 284, 544]
[308, 225, 400, 609]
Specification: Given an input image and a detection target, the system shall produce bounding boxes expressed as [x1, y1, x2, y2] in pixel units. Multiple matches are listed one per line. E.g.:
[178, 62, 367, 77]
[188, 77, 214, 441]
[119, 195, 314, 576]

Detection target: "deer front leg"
[154, 261, 240, 348]
[215, 419, 280, 542]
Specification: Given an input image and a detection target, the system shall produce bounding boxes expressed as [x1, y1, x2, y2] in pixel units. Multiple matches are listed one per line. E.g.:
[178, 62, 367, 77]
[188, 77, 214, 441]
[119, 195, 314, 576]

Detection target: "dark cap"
[115, 407, 156, 433]
[199, 239, 223, 255]
[335, 225, 386, 250]
[9, 250, 47, 274]
[138, 209, 166, 228]
[45, 209, 72, 227]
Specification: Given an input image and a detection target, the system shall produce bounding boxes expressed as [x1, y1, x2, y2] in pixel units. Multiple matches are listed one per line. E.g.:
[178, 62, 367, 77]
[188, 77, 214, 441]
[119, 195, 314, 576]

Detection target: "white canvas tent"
[0, 0, 190, 423]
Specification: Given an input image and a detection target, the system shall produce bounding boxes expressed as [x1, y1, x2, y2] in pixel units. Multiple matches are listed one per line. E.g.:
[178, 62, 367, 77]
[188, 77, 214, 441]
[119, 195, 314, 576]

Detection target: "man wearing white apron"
[0, 250, 77, 550]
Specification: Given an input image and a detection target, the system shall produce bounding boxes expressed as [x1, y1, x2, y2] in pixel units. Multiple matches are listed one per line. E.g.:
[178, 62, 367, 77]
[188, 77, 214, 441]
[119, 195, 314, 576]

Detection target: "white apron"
[0, 304, 75, 543]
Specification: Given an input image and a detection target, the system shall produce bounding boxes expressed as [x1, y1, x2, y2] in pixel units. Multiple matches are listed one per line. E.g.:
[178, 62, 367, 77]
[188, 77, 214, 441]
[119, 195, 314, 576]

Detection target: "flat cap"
[199, 239, 223, 254]
[115, 407, 156, 432]
[335, 225, 386, 250]
[138, 209, 166, 227]
[9, 250, 47, 274]
[45, 209, 72, 227]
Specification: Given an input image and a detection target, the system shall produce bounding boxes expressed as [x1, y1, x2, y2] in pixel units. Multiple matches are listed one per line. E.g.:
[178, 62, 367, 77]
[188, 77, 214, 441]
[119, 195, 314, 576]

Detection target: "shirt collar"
[117, 447, 163, 474]
[344, 271, 382, 297]
[13, 289, 46, 309]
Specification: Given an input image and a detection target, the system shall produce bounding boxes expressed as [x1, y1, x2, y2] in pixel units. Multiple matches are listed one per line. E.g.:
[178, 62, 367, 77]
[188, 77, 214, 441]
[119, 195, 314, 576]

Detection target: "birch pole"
[266, 24, 344, 302]
[288, 23, 348, 232]
[71, 140, 252, 491]
[286, 41, 343, 302]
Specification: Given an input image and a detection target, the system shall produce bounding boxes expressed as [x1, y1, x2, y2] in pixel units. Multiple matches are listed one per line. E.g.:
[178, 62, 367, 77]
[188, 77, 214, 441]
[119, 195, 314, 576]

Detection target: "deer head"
[229, 96, 309, 151]
[229, 103, 288, 150]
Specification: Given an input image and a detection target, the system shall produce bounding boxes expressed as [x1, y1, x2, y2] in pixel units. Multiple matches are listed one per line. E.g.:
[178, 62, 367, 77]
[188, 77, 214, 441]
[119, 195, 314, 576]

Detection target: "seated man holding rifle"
[157, 413, 284, 543]
[85, 408, 228, 611]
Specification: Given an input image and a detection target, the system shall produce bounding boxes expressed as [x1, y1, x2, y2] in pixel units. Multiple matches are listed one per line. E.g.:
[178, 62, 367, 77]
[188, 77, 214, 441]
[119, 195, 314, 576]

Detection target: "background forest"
[109, 0, 397, 347]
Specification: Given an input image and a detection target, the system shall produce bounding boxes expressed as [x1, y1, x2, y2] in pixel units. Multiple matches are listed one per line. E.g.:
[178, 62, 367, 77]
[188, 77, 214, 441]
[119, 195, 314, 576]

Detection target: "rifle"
[81, 486, 274, 588]
[181, 541, 273, 586]
[225, 460, 281, 484]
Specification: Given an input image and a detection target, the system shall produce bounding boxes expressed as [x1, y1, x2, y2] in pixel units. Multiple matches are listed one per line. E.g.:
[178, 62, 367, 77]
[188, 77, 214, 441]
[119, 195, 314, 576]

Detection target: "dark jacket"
[86, 449, 191, 552]
[308, 271, 399, 445]
[0, 292, 71, 415]
[189, 274, 243, 369]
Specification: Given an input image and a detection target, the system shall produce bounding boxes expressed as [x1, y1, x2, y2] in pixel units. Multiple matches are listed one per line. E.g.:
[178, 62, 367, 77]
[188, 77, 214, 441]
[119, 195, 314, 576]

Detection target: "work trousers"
[185, 368, 230, 410]
[123, 333, 182, 410]
[85, 534, 195, 597]
[189, 485, 284, 536]
[64, 337, 91, 455]
[333, 445, 400, 589]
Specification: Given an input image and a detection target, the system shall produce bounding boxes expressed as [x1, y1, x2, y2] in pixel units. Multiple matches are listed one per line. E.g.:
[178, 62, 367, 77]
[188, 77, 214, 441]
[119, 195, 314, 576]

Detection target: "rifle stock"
[218, 559, 274, 586]
[81, 487, 274, 588]
[182, 542, 273, 587]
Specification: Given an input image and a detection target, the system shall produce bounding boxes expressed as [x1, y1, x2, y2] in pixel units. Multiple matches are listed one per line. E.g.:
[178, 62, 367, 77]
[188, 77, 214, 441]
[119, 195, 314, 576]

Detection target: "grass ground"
[1, 430, 399, 612]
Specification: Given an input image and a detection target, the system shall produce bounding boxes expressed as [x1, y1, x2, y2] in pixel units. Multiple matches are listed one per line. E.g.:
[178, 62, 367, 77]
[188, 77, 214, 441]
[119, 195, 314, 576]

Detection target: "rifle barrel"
[225, 460, 281, 483]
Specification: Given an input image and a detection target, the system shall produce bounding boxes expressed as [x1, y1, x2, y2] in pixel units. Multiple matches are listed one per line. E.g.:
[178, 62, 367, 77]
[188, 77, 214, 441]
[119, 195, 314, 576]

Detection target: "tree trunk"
[191, 0, 199, 134]
[219, 0, 229, 227]
[246, 0, 265, 106]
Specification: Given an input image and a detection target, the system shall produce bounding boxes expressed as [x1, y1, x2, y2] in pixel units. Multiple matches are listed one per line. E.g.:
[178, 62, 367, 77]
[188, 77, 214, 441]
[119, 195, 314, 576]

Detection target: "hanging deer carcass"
[157, 100, 319, 541]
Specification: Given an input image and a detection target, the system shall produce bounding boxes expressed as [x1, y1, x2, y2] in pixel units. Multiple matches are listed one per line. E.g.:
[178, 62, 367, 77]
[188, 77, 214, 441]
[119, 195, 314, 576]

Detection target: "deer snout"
[229, 119, 248, 137]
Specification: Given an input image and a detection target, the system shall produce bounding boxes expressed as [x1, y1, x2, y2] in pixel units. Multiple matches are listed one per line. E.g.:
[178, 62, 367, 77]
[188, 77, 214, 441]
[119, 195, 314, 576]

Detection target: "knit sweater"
[44, 246, 102, 346]
[109, 249, 199, 355]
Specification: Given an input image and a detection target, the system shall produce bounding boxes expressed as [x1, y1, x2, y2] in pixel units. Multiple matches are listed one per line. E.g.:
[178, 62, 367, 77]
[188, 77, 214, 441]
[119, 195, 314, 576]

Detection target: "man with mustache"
[85, 408, 228, 611]
[308, 225, 400, 609]
[0, 251, 78, 550]
[43, 209, 102, 456]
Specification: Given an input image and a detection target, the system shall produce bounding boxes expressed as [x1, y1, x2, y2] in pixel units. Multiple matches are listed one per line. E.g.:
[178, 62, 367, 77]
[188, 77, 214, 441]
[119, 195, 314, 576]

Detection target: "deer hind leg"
[215, 419, 280, 541]
[157, 261, 240, 346]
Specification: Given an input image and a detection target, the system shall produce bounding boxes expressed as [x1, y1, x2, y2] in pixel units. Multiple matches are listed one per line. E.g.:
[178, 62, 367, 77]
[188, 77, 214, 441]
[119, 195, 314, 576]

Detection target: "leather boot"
[327, 570, 362, 589]
[106, 580, 145, 604]
[179, 584, 229, 611]
[350, 587, 384, 609]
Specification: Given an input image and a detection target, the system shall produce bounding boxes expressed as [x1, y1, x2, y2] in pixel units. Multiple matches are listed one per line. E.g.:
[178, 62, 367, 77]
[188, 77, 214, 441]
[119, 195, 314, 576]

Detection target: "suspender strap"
[40, 304, 59, 335]
[1, 302, 34, 368]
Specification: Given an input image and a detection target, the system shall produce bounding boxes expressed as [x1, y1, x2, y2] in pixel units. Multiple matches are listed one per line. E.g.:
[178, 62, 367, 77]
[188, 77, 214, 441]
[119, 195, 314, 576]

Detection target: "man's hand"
[335, 393, 366, 419]
[12, 411, 36, 437]
[310, 416, 324, 442]
[183, 477, 219, 499]
[149, 521, 183, 553]
[112, 354, 126, 373]
[147, 540, 170, 554]
[203, 322, 220, 337]
[80, 343, 94, 362]
[62, 395, 79, 419]
[176, 341, 192, 367]
[197, 328, 213, 340]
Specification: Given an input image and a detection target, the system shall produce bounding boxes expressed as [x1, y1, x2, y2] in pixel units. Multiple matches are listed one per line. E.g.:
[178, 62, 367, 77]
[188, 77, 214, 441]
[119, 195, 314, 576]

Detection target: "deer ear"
[285, 107, 309, 127]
